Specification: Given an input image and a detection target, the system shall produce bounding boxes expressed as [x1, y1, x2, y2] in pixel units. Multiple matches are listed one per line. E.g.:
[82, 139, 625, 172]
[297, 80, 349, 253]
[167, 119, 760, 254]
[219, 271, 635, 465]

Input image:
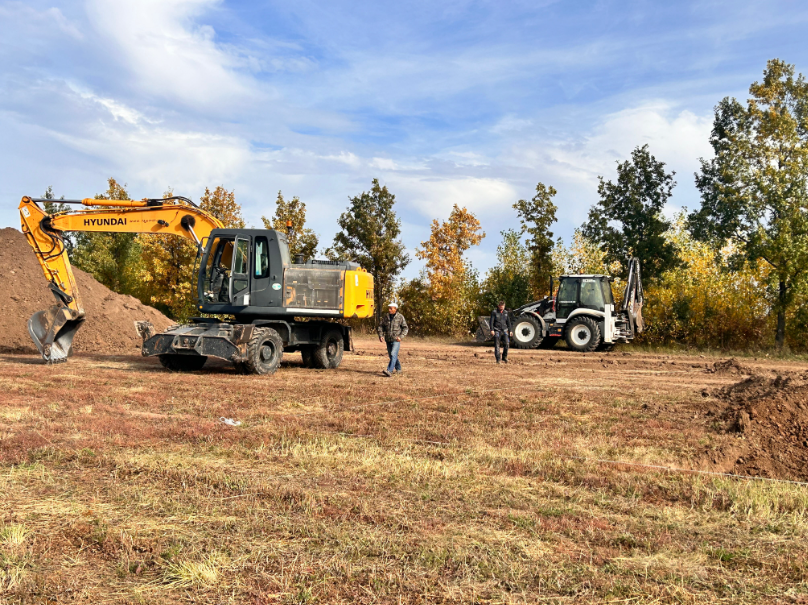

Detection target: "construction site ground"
[1, 338, 808, 604]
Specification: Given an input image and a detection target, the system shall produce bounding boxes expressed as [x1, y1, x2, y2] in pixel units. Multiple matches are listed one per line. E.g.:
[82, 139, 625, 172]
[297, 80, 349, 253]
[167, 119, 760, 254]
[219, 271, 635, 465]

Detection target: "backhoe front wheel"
[564, 317, 601, 352]
[512, 315, 542, 349]
[312, 329, 344, 369]
[243, 327, 283, 375]
[159, 354, 208, 372]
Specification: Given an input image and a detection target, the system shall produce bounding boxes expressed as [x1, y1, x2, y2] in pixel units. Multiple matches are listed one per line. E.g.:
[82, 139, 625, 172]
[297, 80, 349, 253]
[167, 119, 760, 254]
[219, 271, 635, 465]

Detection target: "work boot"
[496, 359, 500, 364]
[382, 370, 392, 377]
[503, 358, 508, 364]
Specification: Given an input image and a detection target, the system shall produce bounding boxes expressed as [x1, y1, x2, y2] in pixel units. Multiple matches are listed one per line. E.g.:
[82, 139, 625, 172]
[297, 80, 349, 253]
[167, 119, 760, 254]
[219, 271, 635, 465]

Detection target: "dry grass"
[0, 337, 807, 603]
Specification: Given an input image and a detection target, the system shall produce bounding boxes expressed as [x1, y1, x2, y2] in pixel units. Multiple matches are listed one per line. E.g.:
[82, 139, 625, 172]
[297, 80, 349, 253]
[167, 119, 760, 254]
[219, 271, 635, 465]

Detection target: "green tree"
[327, 179, 409, 322]
[480, 229, 531, 311]
[690, 59, 808, 349]
[261, 191, 319, 259]
[72, 178, 144, 297]
[582, 145, 680, 282]
[513, 182, 557, 297]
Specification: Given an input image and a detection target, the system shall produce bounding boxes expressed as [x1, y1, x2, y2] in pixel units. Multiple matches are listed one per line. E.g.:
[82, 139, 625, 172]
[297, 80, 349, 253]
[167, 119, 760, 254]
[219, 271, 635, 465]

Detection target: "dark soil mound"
[711, 373, 808, 481]
[708, 357, 753, 375]
[0, 227, 172, 356]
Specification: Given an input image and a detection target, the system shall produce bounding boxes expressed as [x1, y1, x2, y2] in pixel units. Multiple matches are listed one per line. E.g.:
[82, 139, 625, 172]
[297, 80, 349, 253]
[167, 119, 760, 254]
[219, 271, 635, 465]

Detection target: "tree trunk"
[775, 280, 786, 350]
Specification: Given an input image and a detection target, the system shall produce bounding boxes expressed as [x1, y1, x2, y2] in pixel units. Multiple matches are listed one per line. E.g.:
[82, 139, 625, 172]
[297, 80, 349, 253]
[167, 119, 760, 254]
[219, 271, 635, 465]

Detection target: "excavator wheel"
[244, 327, 283, 375]
[312, 329, 344, 369]
[564, 317, 601, 352]
[512, 315, 542, 349]
[159, 354, 208, 372]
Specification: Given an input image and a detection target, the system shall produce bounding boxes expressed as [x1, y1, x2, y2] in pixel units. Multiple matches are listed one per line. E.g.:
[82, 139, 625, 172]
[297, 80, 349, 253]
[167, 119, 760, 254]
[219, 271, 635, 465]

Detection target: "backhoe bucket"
[27, 305, 85, 363]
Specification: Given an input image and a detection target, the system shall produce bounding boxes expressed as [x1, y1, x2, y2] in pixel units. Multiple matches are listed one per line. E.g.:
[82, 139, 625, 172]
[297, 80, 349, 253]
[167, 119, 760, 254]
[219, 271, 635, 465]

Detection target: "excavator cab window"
[202, 236, 235, 303]
[230, 237, 250, 301]
[255, 237, 269, 278]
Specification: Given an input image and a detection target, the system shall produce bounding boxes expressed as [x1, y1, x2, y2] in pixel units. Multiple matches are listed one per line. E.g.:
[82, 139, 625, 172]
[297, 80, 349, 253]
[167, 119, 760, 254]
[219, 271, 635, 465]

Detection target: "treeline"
[406, 59, 808, 353]
[46, 58, 808, 352]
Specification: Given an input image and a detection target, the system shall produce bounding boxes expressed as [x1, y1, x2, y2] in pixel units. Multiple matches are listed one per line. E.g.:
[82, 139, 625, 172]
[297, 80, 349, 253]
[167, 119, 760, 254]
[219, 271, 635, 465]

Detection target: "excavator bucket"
[27, 304, 85, 363]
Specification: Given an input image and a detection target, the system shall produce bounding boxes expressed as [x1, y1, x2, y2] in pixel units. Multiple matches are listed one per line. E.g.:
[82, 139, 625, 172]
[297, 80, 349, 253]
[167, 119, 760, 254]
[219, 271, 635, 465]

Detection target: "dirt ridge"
[707, 367, 808, 481]
[0, 227, 172, 355]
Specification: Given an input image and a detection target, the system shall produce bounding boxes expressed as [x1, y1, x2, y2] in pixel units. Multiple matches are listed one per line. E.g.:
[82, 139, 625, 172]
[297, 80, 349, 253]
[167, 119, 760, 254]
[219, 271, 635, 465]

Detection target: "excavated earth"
[704, 359, 808, 481]
[0, 227, 172, 356]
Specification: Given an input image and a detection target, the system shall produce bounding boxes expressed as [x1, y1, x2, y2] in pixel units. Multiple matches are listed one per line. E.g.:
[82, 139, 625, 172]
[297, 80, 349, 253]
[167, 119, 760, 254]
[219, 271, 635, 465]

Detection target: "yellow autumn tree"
[138, 185, 244, 321]
[417, 204, 485, 299]
[261, 191, 319, 259]
[200, 185, 245, 228]
[401, 205, 484, 336]
[641, 213, 772, 349]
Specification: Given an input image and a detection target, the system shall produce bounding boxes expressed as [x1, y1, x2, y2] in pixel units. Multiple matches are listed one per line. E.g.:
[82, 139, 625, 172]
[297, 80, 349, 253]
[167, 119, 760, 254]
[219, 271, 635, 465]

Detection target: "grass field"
[1, 337, 807, 603]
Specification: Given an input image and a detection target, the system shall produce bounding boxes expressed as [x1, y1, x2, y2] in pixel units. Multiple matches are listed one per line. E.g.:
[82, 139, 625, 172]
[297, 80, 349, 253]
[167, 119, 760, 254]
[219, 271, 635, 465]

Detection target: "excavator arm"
[18, 195, 223, 362]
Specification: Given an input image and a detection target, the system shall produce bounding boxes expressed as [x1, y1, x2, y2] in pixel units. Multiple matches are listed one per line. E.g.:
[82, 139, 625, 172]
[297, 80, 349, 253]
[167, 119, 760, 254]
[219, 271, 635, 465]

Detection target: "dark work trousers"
[493, 330, 509, 362]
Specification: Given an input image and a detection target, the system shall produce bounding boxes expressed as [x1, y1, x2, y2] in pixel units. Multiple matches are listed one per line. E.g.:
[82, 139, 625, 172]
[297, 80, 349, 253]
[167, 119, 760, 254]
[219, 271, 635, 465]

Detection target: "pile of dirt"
[707, 357, 753, 375]
[0, 227, 173, 356]
[710, 372, 808, 481]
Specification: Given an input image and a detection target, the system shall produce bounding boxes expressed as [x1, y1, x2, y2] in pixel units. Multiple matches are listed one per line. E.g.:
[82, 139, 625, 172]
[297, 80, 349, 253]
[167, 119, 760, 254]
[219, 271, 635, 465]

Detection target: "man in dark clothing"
[377, 302, 408, 377]
[489, 300, 512, 364]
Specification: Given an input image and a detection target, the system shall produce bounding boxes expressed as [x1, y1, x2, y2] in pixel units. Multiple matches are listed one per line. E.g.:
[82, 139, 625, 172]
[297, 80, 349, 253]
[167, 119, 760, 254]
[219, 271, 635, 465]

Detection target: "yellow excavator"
[19, 195, 374, 374]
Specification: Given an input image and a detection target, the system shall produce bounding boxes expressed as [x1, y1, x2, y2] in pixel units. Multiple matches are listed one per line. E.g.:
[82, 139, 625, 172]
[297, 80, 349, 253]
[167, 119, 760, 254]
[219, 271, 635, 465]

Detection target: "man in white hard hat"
[377, 301, 408, 377]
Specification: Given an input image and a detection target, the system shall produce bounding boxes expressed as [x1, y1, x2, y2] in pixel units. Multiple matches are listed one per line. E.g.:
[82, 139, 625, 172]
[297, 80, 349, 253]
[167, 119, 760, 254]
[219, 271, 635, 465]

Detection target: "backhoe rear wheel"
[159, 354, 208, 372]
[312, 329, 344, 369]
[244, 327, 283, 375]
[564, 317, 601, 352]
[512, 315, 542, 349]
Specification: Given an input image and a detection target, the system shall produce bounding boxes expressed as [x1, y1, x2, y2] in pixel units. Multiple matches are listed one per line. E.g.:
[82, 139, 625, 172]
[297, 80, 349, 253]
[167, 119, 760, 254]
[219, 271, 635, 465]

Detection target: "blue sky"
[2, 0, 808, 279]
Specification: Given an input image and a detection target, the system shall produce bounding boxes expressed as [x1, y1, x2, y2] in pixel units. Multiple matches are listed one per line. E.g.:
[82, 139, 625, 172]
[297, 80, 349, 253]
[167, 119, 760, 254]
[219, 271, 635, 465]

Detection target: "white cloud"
[499, 102, 714, 225]
[387, 176, 517, 220]
[0, 4, 83, 39]
[370, 157, 397, 170]
[84, 0, 257, 112]
[66, 84, 153, 125]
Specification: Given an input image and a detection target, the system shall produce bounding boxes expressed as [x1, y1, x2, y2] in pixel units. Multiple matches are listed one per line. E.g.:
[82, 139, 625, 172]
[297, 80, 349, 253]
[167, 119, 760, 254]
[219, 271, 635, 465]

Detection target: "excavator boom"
[19, 196, 223, 362]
